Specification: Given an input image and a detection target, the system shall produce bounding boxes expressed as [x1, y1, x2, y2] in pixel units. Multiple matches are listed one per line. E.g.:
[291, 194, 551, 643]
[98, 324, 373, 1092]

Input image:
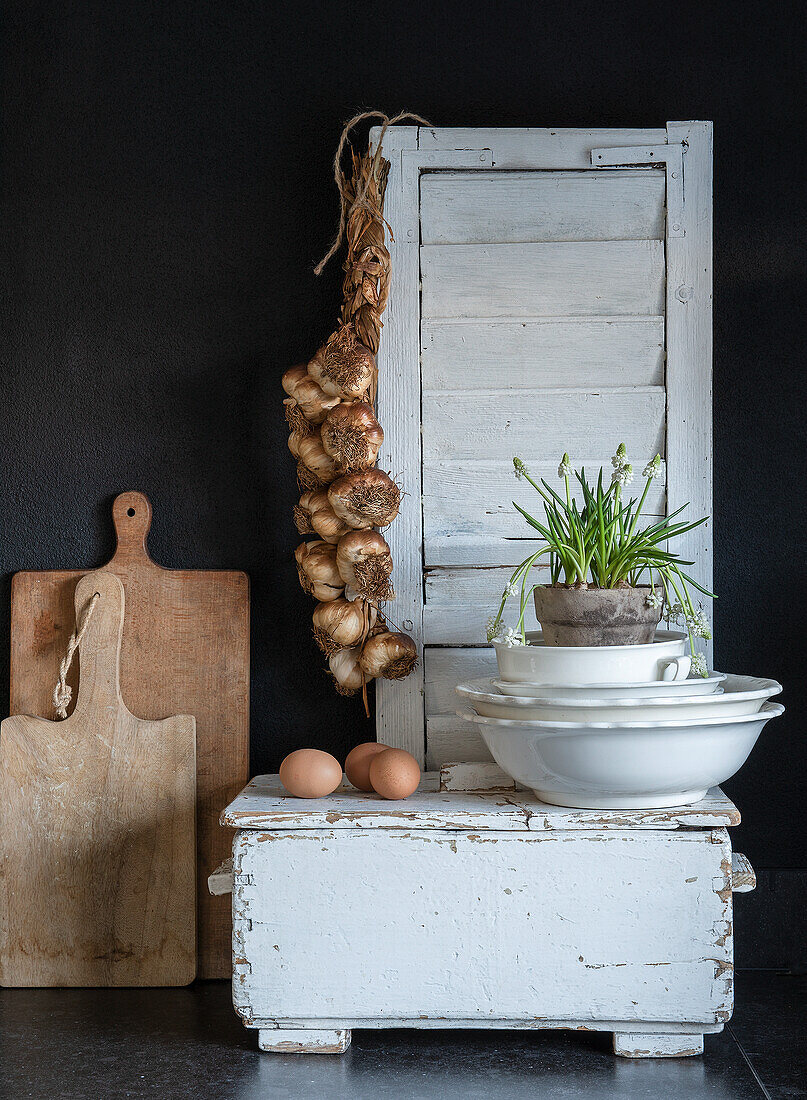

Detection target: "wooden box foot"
[613, 1031, 704, 1058]
[258, 1028, 352, 1054]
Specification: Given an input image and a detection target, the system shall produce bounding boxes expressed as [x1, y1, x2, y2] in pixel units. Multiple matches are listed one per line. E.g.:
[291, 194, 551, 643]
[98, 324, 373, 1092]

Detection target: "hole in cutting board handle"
[127, 507, 135, 517]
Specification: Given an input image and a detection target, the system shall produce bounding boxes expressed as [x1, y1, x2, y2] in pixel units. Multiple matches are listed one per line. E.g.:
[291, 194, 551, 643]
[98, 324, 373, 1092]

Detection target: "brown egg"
[368, 748, 421, 801]
[279, 749, 343, 799]
[345, 742, 390, 792]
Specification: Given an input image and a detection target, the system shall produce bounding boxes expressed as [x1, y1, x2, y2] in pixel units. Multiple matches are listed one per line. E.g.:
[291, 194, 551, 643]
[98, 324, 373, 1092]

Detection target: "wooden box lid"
[221, 763, 739, 833]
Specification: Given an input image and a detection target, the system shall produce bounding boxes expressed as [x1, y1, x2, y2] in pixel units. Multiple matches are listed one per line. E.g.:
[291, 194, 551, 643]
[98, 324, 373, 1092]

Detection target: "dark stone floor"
[0, 971, 803, 1099]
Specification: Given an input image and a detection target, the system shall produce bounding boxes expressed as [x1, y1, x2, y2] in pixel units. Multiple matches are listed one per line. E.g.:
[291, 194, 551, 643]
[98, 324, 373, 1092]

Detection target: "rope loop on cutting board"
[53, 591, 101, 718]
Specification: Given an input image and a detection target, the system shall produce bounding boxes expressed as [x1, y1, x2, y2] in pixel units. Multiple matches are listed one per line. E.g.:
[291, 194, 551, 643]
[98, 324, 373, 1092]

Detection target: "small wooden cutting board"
[9, 492, 249, 978]
[0, 571, 196, 986]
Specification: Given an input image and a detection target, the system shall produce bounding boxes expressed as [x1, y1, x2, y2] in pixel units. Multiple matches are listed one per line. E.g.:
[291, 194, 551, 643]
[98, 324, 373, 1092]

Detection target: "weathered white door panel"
[421, 241, 665, 318]
[422, 316, 665, 390]
[372, 124, 713, 765]
[420, 170, 665, 244]
[233, 827, 731, 1025]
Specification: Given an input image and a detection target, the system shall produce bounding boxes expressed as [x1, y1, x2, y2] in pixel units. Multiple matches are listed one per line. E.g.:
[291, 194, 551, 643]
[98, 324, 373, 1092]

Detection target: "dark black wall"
[2, 1, 805, 966]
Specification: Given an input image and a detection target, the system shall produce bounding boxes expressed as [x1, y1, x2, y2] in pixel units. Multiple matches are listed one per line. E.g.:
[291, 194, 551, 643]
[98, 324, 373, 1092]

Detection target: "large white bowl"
[457, 674, 781, 722]
[493, 631, 689, 685]
[456, 702, 784, 809]
[493, 671, 726, 700]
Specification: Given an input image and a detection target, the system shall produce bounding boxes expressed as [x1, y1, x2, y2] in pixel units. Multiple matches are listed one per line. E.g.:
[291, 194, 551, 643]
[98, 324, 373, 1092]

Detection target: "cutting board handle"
[110, 491, 153, 565]
[70, 571, 127, 722]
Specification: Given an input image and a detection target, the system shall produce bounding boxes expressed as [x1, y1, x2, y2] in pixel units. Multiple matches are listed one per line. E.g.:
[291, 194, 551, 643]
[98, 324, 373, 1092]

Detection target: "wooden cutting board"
[9, 492, 249, 979]
[1, 571, 196, 986]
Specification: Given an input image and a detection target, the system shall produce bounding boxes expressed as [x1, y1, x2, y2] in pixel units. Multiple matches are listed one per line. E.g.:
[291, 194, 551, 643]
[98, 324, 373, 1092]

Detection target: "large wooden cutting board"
[10, 492, 249, 979]
[1, 571, 196, 986]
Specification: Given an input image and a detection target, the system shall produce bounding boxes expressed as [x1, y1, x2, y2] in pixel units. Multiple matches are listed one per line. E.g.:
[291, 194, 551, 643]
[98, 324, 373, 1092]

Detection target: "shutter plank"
[426, 717, 492, 770]
[420, 171, 665, 244]
[422, 388, 665, 463]
[425, 648, 498, 713]
[419, 127, 667, 169]
[421, 241, 665, 319]
[422, 317, 664, 391]
[423, 459, 665, 558]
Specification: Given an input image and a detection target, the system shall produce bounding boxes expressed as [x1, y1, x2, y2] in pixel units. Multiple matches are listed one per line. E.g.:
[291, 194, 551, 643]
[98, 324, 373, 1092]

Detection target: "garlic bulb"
[320, 401, 384, 472]
[328, 469, 401, 529]
[287, 430, 307, 459]
[293, 491, 318, 535]
[292, 377, 341, 425]
[336, 530, 394, 600]
[329, 646, 368, 695]
[308, 326, 376, 399]
[281, 364, 309, 397]
[294, 540, 344, 602]
[296, 433, 340, 490]
[308, 491, 352, 543]
[283, 362, 341, 433]
[312, 597, 376, 654]
[359, 632, 418, 680]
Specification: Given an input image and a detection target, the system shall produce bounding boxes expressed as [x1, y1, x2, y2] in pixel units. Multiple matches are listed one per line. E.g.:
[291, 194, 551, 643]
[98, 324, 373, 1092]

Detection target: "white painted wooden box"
[217, 767, 754, 1058]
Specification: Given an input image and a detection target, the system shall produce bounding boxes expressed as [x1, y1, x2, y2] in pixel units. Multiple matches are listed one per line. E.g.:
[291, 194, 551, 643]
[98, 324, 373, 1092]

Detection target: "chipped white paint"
[258, 1028, 351, 1054]
[438, 761, 517, 792]
[372, 124, 714, 760]
[731, 852, 756, 893]
[224, 777, 751, 1058]
[222, 774, 740, 832]
[207, 858, 233, 896]
[613, 1031, 704, 1058]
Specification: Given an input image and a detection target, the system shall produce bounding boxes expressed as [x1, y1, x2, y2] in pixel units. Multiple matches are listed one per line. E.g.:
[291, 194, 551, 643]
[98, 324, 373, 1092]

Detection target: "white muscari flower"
[513, 457, 528, 481]
[499, 627, 526, 648]
[690, 652, 707, 678]
[643, 454, 665, 480]
[611, 442, 627, 469]
[504, 582, 517, 598]
[558, 452, 572, 480]
[664, 601, 686, 626]
[486, 616, 503, 643]
[611, 463, 634, 487]
[645, 588, 662, 609]
[686, 606, 712, 640]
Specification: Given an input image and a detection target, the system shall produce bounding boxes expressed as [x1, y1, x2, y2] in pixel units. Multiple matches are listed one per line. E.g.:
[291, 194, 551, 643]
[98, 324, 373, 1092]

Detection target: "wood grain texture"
[422, 317, 665, 391]
[232, 822, 733, 1027]
[422, 387, 666, 463]
[425, 648, 497, 714]
[9, 491, 249, 979]
[370, 125, 426, 765]
[421, 241, 665, 318]
[0, 571, 196, 987]
[420, 170, 665, 244]
[423, 456, 665, 562]
[426, 715, 490, 768]
[418, 127, 667, 169]
[664, 122, 714, 666]
[223, 774, 740, 831]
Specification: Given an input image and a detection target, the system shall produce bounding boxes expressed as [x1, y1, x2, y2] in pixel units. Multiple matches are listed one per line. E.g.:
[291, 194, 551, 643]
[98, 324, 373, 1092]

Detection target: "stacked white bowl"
[456, 630, 783, 809]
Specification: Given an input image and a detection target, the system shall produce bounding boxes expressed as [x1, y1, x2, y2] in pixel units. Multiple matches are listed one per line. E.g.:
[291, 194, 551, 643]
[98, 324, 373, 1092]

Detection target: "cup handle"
[661, 656, 692, 681]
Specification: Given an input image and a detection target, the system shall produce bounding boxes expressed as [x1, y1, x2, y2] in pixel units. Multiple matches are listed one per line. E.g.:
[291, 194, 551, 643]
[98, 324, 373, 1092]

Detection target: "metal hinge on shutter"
[590, 143, 685, 237]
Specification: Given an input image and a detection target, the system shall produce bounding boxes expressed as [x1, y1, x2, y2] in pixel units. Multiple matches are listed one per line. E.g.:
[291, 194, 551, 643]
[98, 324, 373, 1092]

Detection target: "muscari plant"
[486, 444, 714, 675]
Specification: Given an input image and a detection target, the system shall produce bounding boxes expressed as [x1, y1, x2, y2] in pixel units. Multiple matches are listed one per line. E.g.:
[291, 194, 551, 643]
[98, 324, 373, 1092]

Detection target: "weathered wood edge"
[220, 774, 740, 831]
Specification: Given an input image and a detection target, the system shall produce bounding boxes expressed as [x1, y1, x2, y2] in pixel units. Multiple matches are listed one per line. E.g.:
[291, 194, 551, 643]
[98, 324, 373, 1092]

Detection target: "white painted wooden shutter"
[372, 124, 713, 768]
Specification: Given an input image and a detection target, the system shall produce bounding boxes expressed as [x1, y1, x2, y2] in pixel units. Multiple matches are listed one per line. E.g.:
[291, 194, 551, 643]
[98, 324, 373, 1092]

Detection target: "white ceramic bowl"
[493, 671, 726, 699]
[456, 702, 784, 809]
[456, 674, 781, 722]
[493, 631, 689, 685]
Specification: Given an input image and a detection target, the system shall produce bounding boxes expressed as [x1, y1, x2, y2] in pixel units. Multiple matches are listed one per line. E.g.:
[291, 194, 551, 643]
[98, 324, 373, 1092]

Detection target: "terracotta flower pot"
[532, 585, 663, 647]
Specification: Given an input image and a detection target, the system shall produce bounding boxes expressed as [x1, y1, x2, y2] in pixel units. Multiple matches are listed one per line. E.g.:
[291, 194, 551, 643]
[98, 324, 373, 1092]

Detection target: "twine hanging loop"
[53, 591, 100, 718]
[313, 109, 431, 278]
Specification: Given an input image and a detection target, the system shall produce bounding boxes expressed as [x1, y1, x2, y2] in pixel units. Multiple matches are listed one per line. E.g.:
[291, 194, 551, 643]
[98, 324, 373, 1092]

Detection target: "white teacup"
[493, 630, 689, 685]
